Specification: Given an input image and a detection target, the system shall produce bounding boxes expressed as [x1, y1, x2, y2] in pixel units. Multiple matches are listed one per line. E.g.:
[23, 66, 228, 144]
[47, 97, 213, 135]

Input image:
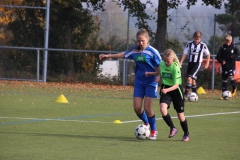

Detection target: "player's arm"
[204, 54, 210, 69]
[161, 84, 179, 94]
[216, 47, 223, 63]
[231, 46, 239, 59]
[180, 54, 187, 67]
[99, 52, 125, 60]
[145, 66, 160, 77]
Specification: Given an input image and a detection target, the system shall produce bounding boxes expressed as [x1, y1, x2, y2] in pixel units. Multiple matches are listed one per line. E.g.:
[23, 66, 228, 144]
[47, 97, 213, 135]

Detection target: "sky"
[149, 0, 225, 14]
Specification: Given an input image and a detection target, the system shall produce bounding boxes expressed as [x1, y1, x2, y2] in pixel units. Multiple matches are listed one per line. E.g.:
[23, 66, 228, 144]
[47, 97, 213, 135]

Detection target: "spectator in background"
[180, 31, 210, 98]
[216, 34, 239, 98]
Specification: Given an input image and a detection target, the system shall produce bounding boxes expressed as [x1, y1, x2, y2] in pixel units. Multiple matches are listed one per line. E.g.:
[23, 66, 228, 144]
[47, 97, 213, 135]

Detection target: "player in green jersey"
[146, 49, 190, 142]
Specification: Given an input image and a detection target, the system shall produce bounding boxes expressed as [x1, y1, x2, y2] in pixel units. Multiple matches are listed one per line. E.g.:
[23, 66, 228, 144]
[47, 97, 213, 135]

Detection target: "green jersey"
[160, 61, 182, 86]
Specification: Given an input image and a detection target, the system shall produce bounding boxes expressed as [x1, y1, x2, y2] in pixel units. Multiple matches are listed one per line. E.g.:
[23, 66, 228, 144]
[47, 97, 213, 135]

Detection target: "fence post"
[123, 10, 130, 86]
[43, 0, 50, 82]
[211, 14, 217, 90]
[37, 50, 40, 82]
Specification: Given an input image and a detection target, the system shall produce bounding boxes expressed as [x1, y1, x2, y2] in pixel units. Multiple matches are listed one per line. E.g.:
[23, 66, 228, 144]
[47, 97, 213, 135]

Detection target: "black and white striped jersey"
[183, 41, 210, 62]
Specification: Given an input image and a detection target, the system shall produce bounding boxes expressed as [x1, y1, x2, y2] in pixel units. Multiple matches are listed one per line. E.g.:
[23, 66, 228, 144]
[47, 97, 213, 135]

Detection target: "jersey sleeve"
[124, 46, 137, 59]
[203, 44, 210, 55]
[183, 42, 190, 55]
[173, 62, 182, 85]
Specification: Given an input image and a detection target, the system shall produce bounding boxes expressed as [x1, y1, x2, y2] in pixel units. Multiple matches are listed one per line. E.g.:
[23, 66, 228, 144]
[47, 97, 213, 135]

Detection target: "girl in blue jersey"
[146, 49, 190, 142]
[99, 29, 162, 140]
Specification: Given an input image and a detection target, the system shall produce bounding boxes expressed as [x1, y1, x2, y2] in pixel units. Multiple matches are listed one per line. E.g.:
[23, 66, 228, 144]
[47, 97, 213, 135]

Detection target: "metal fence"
[0, 1, 236, 89]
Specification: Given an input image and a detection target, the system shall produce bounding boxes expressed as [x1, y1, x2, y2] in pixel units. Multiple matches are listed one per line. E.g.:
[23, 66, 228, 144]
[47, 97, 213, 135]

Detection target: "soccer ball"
[222, 91, 232, 100]
[188, 92, 198, 102]
[134, 124, 150, 140]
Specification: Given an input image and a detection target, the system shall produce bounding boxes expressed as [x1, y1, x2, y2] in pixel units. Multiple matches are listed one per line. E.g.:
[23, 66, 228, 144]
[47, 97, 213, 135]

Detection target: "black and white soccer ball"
[188, 92, 198, 102]
[222, 91, 232, 100]
[134, 124, 150, 140]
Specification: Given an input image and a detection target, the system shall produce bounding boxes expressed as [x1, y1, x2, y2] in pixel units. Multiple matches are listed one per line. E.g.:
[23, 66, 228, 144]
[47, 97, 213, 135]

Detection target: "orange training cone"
[56, 94, 69, 103]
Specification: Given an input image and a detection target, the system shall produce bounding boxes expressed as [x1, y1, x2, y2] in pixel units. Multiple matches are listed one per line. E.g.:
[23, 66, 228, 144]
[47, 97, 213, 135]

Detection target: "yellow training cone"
[197, 87, 206, 94]
[113, 120, 122, 124]
[56, 94, 69, 103]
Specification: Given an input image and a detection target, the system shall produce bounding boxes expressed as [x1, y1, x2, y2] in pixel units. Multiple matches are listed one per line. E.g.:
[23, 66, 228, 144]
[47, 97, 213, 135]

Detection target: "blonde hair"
[163, 49, 181, 66]
[225, 34, 232, 41]
[193, 31, 202, 39]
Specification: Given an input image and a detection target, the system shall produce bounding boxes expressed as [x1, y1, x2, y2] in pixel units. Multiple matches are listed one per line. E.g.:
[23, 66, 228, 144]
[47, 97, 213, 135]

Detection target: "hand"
[145, 72, 150, 77]
[156, 75, 160, 83]
[222, 60, 226, 65]
[161, 88, 168, 94]
[204, 64, 209, 70]
[99, 54, 107, 60]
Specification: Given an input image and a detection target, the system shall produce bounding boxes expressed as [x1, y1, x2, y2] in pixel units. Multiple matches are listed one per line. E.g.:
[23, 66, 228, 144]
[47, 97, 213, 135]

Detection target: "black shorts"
[159, 85, 185, 113]
[187, 62, 202, 80]
[222, 69, 234, 80]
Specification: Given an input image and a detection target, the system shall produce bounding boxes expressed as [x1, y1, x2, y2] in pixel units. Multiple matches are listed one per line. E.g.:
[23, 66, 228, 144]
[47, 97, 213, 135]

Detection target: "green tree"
[114, 0, 224, 52]
[216, 0, 240, 44]
[208, 35, 225, 55]
[6, 0, 107, 80]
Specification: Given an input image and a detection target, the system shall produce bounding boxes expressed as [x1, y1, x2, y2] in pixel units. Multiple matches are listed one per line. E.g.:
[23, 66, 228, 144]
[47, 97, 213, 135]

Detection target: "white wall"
[99, 60, 119, 77]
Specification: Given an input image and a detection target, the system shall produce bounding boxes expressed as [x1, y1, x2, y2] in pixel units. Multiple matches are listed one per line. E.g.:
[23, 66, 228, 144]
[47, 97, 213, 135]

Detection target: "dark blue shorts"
[134, 83, 158, 98]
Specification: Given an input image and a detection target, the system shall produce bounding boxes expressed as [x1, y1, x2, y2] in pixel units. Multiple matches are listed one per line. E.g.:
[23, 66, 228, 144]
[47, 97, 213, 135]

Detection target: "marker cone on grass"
[197, 87, 206, 94]
[56, 94, 69, 103]
[113, 120, 122, 124]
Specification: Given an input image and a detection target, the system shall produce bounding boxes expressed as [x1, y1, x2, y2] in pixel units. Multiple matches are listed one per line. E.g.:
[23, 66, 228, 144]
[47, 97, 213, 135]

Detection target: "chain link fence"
[0, 3, 235, 89]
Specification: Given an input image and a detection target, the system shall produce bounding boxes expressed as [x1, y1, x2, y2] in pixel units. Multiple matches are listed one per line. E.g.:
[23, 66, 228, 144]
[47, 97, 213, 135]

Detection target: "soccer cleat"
[149, 130, 158, 140]
[232, 88, 237, 97]
[169, 128, 178, 138]
[182, 134, 190, 142]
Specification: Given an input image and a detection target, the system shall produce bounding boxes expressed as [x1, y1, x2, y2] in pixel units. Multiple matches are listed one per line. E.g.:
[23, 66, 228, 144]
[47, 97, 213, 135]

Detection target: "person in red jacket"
[216, 34, 239, 98]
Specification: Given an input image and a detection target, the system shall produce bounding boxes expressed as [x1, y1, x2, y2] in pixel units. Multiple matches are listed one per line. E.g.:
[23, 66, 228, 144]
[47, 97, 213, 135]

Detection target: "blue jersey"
[125, 45, 162, 85]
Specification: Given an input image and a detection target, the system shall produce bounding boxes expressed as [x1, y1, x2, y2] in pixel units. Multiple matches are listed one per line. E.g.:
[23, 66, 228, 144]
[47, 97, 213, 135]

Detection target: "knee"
[178, 113, 185, 122]
[134, 107, 142, 115]
[160, 106, 168, 116]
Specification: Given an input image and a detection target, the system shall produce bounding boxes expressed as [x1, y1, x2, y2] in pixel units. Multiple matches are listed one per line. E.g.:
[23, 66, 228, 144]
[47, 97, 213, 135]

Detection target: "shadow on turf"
[0, 131, 182, 142]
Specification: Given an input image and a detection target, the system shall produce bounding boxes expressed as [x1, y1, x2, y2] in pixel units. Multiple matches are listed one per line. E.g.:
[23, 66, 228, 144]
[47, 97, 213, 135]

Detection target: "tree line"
[0, 0, 239, 82]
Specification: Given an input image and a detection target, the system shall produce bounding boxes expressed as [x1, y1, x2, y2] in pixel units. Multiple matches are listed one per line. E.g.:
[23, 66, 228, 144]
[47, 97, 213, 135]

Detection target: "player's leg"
[221, 71, 228, 92]
[184, 64, 193, 97]
[191, 79, 197, 93]
[191, 62, 201, 94]
[184, 77, 192, 97]
[144, 85, 158, 140]
[133, 85, 148, 125]
[173, 88, 189, 141]
[229, 70, 237, 97]
[160, 92, 177, 138]
[177, 113, 190, 142]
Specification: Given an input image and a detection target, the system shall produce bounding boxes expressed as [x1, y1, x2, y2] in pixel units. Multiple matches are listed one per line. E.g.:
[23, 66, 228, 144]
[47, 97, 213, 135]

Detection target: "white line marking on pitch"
[120, 111, 240, 124]
[0, 111, 240, 124]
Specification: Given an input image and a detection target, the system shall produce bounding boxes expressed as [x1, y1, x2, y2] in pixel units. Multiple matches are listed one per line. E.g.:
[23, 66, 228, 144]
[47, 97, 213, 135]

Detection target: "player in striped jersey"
[99, 29, 162, 140]
[180, 31, 210, 98]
